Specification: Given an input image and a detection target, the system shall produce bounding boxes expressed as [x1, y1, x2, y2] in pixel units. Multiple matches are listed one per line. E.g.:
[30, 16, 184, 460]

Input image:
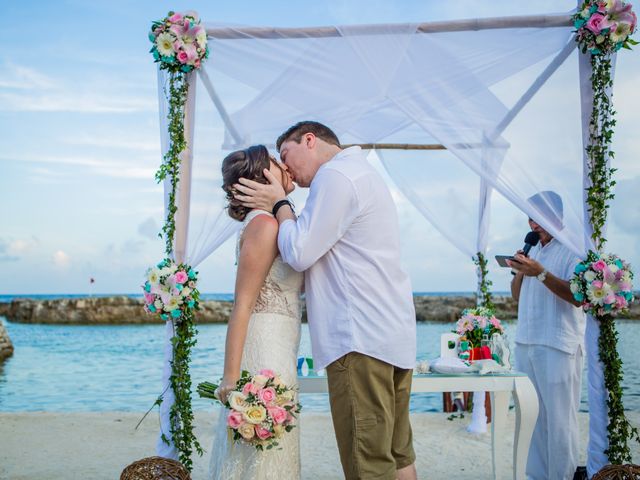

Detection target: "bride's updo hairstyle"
[222, 145, 271, 221]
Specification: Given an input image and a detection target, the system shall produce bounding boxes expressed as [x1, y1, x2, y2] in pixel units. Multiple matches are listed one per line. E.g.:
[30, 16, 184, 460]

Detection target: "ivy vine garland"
[473, 252, 495, 312]
[572, 0, 638, 464]
[143, 10, 209, 470]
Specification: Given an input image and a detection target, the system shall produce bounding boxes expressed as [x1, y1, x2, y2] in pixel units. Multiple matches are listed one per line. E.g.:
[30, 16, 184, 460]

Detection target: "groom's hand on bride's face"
[234, 169, 286, 210]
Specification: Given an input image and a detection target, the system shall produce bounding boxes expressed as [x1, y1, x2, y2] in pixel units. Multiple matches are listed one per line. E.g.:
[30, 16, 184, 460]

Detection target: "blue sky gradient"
[1, 1, 639, 295]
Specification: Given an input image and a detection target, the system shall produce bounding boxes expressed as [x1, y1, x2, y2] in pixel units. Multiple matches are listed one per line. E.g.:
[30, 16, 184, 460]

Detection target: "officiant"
[507, 191, 586, 480]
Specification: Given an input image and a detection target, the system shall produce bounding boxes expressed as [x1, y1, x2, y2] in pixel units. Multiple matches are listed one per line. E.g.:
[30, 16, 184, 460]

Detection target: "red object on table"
[469, 346, 492, 362]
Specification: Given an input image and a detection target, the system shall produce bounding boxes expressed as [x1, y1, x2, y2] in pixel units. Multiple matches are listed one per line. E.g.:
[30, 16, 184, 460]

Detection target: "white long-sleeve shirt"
[515, 239, 586, 354]
[278, 147, 417, 369]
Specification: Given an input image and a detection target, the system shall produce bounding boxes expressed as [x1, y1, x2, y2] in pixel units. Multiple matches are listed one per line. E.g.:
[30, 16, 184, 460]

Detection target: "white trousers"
[515, 343, 583, 480]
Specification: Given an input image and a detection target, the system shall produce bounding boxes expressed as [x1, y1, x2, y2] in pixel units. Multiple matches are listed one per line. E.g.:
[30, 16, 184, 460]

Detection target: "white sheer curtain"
[201, 16, 591, 258]
[376, 148, 502, 262]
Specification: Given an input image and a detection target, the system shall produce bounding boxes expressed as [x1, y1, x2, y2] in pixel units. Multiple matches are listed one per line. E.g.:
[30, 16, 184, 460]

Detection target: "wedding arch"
[145, 6, 638, 471]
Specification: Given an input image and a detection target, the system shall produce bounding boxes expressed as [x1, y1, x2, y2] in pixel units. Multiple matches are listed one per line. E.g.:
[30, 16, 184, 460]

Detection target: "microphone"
[522, 231, 540, 257]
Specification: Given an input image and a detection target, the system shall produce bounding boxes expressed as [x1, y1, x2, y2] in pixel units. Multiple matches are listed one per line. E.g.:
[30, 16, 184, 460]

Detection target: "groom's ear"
[305, 133, 316, 149]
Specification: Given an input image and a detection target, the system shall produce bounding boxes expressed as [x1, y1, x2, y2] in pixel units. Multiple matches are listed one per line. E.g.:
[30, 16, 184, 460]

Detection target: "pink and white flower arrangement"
[149, 11, 209, 73]
[574, 0, 638, 54]
[198, 370, 301, 451]
[142, 258, 199, 321]
[570, 251, 634, 317]
[454, 307, 504, 348]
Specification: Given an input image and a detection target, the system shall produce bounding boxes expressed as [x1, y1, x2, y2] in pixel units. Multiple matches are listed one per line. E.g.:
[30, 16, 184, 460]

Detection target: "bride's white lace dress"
[209, 210, 304, 480]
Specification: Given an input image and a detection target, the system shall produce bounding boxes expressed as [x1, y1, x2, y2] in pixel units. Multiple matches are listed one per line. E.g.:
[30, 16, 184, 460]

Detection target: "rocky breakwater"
[413, 293, 640, 321]
[0, 296, 233, 325]
[0, 321, 14, 360]
[0, 294, 638, 325]
[413, 295, 519, 321]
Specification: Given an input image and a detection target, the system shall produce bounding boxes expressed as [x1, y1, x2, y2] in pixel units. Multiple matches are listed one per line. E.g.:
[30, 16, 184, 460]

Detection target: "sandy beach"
[2, 410, 639, 479]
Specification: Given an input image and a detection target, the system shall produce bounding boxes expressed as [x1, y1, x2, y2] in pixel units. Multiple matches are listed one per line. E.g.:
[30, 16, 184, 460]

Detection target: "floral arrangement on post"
[148, 11, 209, 255]
[143, 259, 199, 320]
[570, 252, 634, 317]
[198, 370, 302, 451]
[142, 258, 203, 470]
[149, 11, 209, 73]
[572, 0, 639, 463]
[570, 251, 638, 462]
[574, 0, 637, 55]
[143, 10, 209, 471]
[455, 307, 504, 350]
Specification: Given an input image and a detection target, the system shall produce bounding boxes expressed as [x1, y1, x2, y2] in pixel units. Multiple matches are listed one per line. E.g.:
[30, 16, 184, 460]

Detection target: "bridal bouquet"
[573, 0, 637, 54]
[570, 251, 634, 317]
[198, 370, 301, 451]
[149, 11, 209, 72]
[142, 259, 199, 321]
[455, 307, 504, 349]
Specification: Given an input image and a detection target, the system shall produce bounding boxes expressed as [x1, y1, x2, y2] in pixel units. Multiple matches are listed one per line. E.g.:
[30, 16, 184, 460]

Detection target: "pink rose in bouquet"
[255, 425, 273, 440]
[242, 381, 259, 396]
[258, 387, 277, 405]
[227, 410, 244, 429]
[586, 12, 606, 33]
[268, 406, 288, 425]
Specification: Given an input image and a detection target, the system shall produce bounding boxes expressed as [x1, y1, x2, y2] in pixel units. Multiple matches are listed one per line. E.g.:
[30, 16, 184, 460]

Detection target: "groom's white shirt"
[278, 146, 417, 370]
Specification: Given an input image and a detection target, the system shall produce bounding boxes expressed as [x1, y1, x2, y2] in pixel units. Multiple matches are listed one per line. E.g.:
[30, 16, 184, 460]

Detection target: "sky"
[1, 0, 639, 295]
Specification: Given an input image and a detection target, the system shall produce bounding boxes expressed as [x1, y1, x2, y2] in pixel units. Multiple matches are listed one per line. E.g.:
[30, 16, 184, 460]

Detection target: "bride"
[209, 145, 304, 479]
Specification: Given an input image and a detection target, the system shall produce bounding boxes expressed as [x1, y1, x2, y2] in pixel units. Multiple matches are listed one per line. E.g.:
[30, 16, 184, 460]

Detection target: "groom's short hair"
[276, 121, 341, 152]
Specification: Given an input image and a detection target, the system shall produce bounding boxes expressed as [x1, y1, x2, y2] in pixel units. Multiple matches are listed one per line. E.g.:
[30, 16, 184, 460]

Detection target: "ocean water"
[0, 293, 237, 303]
[1, 316, 640, 413]
[0, 292, 486, 303]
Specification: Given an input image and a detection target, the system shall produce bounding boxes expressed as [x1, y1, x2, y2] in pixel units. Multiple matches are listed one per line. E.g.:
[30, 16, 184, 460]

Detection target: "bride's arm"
[218, 215, 279, 402]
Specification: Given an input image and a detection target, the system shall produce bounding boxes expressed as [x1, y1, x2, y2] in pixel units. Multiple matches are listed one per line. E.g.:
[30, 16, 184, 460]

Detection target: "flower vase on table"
[454, 307, 506, 433]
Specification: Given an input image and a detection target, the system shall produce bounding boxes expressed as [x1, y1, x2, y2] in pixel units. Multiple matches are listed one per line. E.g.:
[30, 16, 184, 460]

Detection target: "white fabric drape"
[376, 147, 503, 260]
[202, 16, 592, 259]
[579, 50, 618, 477]
[155, 70, 241, 459]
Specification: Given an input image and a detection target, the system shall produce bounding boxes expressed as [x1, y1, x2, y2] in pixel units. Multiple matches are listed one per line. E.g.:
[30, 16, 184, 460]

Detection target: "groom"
[234, 121, 418, 480]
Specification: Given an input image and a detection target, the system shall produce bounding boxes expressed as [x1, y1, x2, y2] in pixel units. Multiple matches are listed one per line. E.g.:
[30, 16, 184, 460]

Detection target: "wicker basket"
[592, 464, 640, 480]
[120, 456, 191, 480]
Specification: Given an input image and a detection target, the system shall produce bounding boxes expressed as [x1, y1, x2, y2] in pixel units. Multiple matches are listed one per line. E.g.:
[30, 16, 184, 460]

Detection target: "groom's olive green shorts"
[326, 352, 416, 480]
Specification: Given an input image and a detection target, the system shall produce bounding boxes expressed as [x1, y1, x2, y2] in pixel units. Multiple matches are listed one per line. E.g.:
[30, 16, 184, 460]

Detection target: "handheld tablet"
[495, 255, 517, 268]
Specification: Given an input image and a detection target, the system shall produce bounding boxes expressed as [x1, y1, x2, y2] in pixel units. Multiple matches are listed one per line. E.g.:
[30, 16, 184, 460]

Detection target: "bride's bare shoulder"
[240, 213, 278, 250]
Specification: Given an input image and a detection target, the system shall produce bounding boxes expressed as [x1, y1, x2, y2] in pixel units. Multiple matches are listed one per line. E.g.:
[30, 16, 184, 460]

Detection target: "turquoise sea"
[1, 294, 639, 413]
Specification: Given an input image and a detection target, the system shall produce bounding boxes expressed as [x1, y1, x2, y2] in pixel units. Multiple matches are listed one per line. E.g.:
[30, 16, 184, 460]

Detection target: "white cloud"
[0, 236, 40, 261]
[95, 165, 157, 179]
[138, 217, 161, 240]
[1, 152, 159, 180]
[0, 91, 156, 113]
[8, 237, 39, 256]
[611, 177, 640, 233]
[61, 134, 160, 152]
[0, 63, 57, 89]
[0, 240, 18, 262]
[53, 250, 71, 268]
[0, 62, 156, 113]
